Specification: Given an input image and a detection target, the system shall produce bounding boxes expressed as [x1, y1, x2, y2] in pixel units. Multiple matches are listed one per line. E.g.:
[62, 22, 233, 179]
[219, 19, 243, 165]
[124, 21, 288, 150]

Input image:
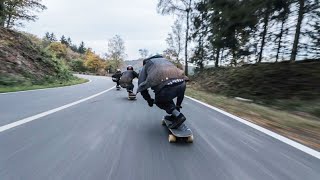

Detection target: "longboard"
[162, 116, 193, 143]
[128, 94, 136, 100]
[116, 86, 121, 91]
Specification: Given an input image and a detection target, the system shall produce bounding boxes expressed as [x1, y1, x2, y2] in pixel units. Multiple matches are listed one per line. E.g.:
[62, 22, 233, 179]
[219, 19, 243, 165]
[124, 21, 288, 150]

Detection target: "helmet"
[117, 69, 121, 71]
[127, 65, 133, 70]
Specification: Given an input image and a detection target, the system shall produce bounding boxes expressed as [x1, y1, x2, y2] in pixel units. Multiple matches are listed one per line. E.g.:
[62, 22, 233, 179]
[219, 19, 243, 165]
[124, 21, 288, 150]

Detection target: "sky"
[23, 0, 175, 60]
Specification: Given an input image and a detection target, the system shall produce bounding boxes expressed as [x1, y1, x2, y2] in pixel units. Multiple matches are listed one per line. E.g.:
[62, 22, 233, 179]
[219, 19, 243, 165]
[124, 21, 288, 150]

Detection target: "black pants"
[120, 82, 134, 92]
[126, 83, 134, 92]
[116, 81, 120, 86]
[155, 82, 186, 114]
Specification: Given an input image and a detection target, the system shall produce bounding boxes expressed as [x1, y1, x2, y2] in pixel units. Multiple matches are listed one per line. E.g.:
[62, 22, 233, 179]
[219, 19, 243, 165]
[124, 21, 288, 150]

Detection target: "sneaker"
[169, 113, 186, 129]
[164, 115, 174, 121]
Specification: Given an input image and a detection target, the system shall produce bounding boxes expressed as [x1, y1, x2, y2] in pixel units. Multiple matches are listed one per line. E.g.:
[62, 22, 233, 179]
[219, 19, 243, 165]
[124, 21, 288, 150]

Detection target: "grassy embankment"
[0, 28, 88, 93]
[187, 61, 320, 150]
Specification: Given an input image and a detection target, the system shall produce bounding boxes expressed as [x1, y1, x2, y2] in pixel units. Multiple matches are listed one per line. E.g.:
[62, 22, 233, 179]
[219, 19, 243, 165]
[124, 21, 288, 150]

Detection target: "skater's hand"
[147, 99, 154, 107]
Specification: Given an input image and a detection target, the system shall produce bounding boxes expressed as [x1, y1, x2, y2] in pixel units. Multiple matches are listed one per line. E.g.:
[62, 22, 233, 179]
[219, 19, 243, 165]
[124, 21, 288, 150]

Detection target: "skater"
[119, 65, 139, 97]
[137, 55, 188, 129]
[112, 69, 122, 89]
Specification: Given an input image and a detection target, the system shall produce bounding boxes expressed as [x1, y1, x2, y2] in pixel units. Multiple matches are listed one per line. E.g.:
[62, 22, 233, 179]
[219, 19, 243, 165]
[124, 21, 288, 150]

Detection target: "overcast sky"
[23, 0, 175, 60]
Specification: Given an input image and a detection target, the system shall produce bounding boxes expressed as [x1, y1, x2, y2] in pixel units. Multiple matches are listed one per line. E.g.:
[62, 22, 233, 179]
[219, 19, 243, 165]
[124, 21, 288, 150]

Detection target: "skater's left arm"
[141, 89, 154, 107]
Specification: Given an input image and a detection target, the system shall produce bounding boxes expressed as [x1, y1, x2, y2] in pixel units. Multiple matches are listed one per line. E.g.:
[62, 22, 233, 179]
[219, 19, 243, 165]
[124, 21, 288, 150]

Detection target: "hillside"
[0, 28, 83, 91]
[191, 60, 320, 117]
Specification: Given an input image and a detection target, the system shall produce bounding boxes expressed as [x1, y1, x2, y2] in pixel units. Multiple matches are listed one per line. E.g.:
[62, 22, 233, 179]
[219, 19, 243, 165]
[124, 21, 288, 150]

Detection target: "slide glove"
[147, 99, 154, 107]
[176, 105, 182, 112]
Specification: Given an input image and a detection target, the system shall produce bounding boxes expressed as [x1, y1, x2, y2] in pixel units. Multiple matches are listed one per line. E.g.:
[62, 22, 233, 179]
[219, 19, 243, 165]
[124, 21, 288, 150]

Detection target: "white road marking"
[0, 86, 115, 133]
[186, 96, 320, 159]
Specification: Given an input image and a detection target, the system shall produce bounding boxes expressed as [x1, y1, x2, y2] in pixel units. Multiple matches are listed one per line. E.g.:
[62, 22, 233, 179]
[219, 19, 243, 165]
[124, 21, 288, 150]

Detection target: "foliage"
[139, 49, 149, 59]
[157, 0, 194, 75]
[2, 0, 46, 28]
[69, 59, 87, 72]
[105, 35, 126, 70]
[78, 41, 86, 54]
[46, 42, 68, 59]
[165, 20, 183, 63]
[84, 48, 107, 73]
[189, 0, 320, 67]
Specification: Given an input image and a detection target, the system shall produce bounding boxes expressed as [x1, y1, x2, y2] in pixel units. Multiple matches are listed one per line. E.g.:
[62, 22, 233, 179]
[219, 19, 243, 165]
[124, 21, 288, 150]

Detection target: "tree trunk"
[290, 0, 304, 62]
[276, 17, 286, 62]
[215, 48, 220, 67]
[0, 0, 5, 27]
[184, 0, 191, 76]
[258, 8, 270, 63]
[6, 14, 12, 28]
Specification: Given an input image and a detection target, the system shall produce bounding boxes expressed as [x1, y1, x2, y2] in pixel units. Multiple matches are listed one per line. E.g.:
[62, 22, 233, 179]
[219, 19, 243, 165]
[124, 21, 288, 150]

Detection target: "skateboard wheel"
[187, 135, 194, 143]
[168, 134, 177, 143]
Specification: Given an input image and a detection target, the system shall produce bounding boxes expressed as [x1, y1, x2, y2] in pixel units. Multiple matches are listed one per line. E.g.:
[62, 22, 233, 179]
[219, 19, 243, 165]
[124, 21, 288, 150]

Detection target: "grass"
[186, 86, 320, 151]
[0, 77, 88, 93]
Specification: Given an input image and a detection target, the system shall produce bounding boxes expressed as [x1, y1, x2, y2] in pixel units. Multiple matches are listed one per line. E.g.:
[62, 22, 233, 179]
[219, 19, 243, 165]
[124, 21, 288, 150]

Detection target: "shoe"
[169, 113, 186, 129]
[164, 115, 174, 121]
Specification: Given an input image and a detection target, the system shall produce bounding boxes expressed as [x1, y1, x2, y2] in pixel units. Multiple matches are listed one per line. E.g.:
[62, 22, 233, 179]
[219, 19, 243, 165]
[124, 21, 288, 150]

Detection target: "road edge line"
[0, 86, 115, 133]
[185, 95, 320, 159]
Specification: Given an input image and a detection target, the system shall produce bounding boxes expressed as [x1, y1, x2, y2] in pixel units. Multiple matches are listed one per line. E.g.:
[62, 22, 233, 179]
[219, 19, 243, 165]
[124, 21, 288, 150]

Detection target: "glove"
[147, 99, 154, 107]
[176, 105, 182, 112]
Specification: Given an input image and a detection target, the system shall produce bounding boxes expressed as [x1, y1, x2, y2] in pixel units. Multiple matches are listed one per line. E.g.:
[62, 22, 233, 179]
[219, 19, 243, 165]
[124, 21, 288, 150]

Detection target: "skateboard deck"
[116, 86, 121, 90]
[162, 117, 193, 143]
[128, 94, 136, 100]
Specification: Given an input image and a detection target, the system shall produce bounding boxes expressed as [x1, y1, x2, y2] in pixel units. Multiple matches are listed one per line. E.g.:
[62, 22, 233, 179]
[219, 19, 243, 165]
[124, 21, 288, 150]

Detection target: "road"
[0, 75, 319, 180]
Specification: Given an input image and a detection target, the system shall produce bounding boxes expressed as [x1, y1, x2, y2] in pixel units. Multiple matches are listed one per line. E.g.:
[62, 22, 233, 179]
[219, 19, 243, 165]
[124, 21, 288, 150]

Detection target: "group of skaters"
[111, 55, 188, 129]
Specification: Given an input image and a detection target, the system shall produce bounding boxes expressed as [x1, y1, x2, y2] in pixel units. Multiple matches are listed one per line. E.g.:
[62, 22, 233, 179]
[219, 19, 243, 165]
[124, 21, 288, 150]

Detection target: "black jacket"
[137, 56, 187, 94]
[119, 70, 139, 85]
[112, 71, 122, 80]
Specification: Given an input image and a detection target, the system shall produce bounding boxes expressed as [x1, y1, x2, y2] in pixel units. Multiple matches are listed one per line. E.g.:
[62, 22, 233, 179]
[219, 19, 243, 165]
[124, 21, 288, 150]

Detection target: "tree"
[105, 35, 126, 70]
[84, 48, 106, 73]
[257, 1, 274, 63]
[157, 0, 194, 75]
[70, 44, 78, 52]
[165, 20, 184, 63]
[139, 49, 149, 59]
[0, 0, 5, 27]
[290, 0, 318, 62]
[3, 0, 46, 28]
[47, 42, 67, 59]
[307, 1, 320, 58]
[60, 35, 68, 46]
[273, 0, 291, 62]
[78, 41, 86, 54]
[49, 32, 57, 42]
[69, 59, 87, 72]
[67, 37, 72, 47]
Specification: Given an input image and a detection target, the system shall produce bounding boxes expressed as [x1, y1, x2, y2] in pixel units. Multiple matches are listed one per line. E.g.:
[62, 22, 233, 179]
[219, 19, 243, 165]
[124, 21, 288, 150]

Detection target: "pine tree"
[67, 37, 72, 47]
[78, 41, 86, 54]
[60, 35, 68, 46]
[50, 33, 57, 42]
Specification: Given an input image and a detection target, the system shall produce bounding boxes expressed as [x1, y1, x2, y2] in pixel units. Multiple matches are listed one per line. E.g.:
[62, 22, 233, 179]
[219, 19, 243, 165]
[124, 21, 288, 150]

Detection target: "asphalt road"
[0, 75, 319, 180]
